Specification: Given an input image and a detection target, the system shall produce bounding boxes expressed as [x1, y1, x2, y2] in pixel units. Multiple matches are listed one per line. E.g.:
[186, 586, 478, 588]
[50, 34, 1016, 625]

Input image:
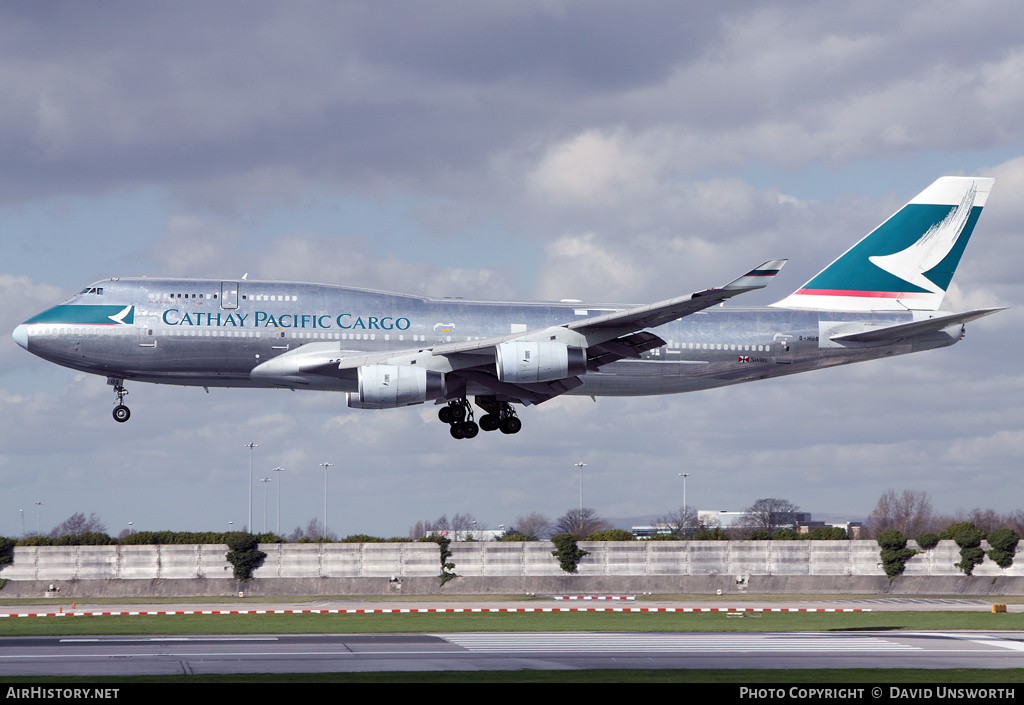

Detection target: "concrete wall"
[3, 540, 1022, 595]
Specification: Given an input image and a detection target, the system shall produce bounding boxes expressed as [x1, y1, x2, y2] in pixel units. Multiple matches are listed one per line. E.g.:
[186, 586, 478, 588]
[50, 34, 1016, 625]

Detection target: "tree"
[876, 529, 918, 581]
[511, 512, 554, 541]
[866, 489, 934, 538]
[419, 535, 456, 585]
[551, 533, 589, 573]
[954, 527, 985, 576]
[657, 505, 699, 538]
[409, 513, 483, 540]
[742, 498, 800, 538]
[49, 512, 107, 538]
[450, 512, 480, 541]
[585, 529, 636, 541]
[288, 517, 337, 542]
[555, 508, 610, 539]
[225, 533, 267, 580]
[986, 528, 1020, 569]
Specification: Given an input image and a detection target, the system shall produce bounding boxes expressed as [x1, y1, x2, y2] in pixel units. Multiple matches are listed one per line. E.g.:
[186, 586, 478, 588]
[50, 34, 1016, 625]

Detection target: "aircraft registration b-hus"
[13, 177, 1003, 439]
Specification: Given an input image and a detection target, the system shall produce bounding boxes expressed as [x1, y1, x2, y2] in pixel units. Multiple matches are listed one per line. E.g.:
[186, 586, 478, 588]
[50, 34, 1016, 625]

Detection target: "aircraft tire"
[479, 414, 499, 432]
[461, 421, 479, 439]
[438, 407, 453, 424]
[450, 423, 466, 440]
[113, 405, 131, 423]
[500, 417, 522, 435]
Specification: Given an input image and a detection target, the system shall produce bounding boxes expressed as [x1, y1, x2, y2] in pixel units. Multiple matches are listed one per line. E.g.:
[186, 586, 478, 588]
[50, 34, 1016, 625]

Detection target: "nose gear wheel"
[108, 378, 131, 423]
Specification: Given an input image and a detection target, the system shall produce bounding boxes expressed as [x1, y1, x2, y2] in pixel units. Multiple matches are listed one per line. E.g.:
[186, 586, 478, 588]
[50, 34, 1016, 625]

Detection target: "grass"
[1, 607, 1022, 636]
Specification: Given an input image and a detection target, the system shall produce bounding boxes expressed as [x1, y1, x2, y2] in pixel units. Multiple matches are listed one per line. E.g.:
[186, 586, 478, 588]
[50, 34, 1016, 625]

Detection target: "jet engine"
[350, 365, 445, 409]
[495, 341, 587, 384]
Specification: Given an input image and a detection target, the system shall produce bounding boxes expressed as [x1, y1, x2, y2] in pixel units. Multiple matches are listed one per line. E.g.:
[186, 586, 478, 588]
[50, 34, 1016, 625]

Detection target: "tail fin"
[772, 176, 995, 311]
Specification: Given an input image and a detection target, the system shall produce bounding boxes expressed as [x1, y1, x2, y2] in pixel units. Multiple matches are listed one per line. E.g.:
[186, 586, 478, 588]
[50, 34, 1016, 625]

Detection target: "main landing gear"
[438, 399, 478, 439]
[108, 377, 130, 423]
[439, 397, 522, 439]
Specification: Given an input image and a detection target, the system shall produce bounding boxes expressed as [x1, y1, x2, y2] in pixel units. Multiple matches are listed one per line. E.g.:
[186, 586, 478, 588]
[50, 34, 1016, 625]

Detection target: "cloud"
[3, 3, 1024, 537]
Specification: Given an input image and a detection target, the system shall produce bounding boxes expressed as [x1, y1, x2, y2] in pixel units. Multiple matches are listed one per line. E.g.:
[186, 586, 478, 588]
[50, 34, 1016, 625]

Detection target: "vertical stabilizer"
[772, 176, 994, 311]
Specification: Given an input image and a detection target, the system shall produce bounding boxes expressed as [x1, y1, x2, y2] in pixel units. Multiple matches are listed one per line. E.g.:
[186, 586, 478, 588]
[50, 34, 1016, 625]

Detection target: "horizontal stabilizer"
[826, 308, 1005, 345]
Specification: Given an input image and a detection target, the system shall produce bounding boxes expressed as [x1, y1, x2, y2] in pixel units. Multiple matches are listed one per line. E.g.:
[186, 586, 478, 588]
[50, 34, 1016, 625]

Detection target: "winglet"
[721, 260, 788, 291]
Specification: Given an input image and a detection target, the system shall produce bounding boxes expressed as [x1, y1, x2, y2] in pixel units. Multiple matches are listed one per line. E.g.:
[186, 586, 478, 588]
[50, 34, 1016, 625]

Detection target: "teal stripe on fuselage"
[804, 204, 983, 293]
[24, 304, 134, 326]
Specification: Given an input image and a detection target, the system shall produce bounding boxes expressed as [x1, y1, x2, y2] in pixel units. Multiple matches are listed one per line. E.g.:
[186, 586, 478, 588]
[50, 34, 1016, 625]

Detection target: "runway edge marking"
[0, 606, 870, 618]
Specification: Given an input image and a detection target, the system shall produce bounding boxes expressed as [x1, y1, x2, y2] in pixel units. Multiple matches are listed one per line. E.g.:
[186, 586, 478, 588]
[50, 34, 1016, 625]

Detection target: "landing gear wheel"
[443, 398, 476, 438]
[108, 378, 131, 423]
[479, 414, 500, 432]
[500, 416, 522, 435]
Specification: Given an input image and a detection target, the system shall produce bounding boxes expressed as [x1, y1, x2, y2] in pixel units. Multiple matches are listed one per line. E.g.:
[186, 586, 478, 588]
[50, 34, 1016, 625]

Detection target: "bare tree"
[287, 517, 337, 542]
[657, 505, 699, 538]
[49, 512, 107, 538]
[555, 507, 610, 539]
[511, 512, 554, 540]
[409, 513, 486, 540]
[1007, 509, 1024, 537]
[742, 498, 800, 537]
[865, 489, 934, 537]
[965, 508, 1006, 535]
[450, 512, 481, 540]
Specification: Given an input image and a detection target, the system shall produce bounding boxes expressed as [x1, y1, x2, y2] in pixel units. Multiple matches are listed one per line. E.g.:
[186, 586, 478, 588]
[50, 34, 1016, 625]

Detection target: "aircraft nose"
[12, 324, 28, 350]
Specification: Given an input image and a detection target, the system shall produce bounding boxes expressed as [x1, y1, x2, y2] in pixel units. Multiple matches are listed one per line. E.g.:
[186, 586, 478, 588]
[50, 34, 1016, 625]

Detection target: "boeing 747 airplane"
[13, 177, 1003, 439]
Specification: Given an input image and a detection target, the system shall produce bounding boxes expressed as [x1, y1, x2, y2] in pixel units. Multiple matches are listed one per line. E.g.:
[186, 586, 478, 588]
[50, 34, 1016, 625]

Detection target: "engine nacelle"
[351, 365, 445, 409]
[495, 341, 587, 384]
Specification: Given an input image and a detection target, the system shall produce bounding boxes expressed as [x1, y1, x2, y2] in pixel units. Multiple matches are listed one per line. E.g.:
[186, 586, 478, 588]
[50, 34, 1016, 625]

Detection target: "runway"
[1, 630, 1023, 676]
[1, 597, 1021, 676]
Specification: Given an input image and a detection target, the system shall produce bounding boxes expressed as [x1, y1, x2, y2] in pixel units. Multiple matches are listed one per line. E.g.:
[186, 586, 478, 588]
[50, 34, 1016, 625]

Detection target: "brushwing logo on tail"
[868, 183, 977, 295]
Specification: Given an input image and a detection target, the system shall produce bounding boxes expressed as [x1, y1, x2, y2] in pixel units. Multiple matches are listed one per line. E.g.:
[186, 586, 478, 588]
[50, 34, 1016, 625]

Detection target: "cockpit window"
[79, 287, 104, 295]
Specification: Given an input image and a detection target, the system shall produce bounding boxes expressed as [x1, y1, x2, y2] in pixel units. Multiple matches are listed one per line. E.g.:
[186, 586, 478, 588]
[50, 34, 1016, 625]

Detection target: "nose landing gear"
[108, 377, 130, 423]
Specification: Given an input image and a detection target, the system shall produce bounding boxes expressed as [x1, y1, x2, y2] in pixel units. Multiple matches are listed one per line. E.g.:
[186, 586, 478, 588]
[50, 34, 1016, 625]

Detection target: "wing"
[251, 260, 786, 406]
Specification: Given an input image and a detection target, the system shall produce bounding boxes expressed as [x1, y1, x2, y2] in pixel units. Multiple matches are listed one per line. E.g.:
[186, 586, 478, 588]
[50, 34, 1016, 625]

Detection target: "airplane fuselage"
[16, 277, 961, 399]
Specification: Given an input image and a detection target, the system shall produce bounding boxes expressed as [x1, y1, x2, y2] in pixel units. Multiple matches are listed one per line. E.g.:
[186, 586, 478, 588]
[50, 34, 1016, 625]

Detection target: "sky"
[2, 1, 1024, 539]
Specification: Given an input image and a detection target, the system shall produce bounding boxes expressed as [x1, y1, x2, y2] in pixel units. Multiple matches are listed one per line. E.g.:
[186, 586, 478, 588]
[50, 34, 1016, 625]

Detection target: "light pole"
[260, 477, 271, 533]
[320, 462, 334, 540]
[678, 473, 691, 512]
[34, 501, 43, 535]
[244, 442, 258, 533]
[272, 467, 285, 535]
[574, 462, 587, 511]
[678, 472, 691, 536]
